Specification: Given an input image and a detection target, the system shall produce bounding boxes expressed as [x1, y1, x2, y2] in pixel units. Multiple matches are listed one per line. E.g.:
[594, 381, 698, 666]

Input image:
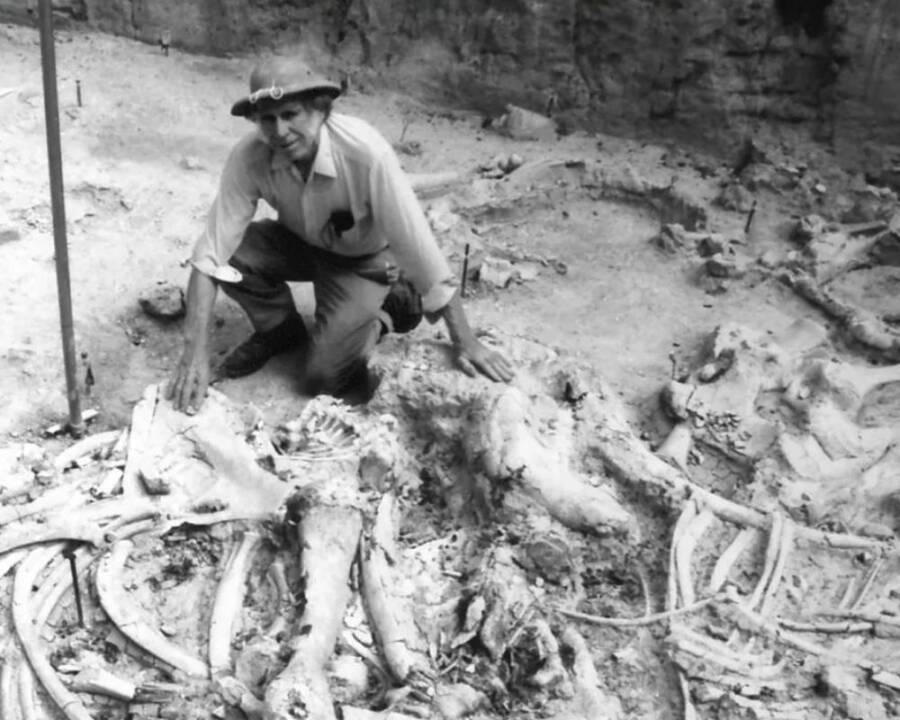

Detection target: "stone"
[0, 227, 20, 245]
[329, 654, 369, 702]
[653, 223, 688, 253]
[497, 104, 556, 142]
[513, 262, 540, 282]
[179, 155, 204, 171]
[696, 234, 725, 258]
[478, 256, 514, 288]
[519, 532, 575, 584]
[139, 281, 186, 321]
[705, 252, 743, 278]
[717, 182, 755, 213]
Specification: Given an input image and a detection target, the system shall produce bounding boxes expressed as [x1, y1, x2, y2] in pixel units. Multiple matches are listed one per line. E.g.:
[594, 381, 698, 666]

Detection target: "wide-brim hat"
[230, 57, 341, 117]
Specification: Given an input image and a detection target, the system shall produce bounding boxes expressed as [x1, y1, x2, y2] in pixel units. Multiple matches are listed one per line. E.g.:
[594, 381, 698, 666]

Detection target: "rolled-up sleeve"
[190, 140, 261, 277]
[368, 150, 457, 313]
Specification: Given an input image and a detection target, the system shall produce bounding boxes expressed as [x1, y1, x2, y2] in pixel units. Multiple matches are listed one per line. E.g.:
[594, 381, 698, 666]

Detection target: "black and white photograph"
[2, 1, 900, 718]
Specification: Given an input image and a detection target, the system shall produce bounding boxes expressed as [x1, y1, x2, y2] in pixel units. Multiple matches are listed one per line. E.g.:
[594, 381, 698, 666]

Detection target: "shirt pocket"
[322, 206, 377, 255]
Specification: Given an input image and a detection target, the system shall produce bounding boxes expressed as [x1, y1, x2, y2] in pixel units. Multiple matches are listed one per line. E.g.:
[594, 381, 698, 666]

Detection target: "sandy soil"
[0, 21, 824, 439]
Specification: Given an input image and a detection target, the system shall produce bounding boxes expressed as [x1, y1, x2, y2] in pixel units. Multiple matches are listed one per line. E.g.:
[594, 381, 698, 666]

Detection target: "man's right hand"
[166, 345, 210, 414]
[167, 268, 219, 414]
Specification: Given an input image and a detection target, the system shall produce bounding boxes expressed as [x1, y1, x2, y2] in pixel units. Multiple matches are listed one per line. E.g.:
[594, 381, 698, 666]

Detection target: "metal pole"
[38, 0, 83, 435]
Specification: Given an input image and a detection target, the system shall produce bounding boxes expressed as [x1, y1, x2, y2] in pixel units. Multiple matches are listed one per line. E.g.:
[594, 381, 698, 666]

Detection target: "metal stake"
[461, 243, 470, 298]
[38, 0, 83, 436]
[76, 79, 81, 107]
[63, 545, 85, 628]
[744, 199, 758, 235]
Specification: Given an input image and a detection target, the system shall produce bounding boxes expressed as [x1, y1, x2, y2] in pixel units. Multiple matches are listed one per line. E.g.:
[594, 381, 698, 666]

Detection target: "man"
[167, 56, 513, 413]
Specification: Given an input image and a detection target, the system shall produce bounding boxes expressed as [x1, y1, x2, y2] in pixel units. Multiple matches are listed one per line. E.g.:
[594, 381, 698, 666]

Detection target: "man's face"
[254, 98, 326, 164]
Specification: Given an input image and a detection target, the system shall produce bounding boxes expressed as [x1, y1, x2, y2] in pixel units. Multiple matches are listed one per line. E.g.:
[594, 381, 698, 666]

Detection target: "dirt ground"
[3, 18, 900, 720]
[0, 21, 826, 438]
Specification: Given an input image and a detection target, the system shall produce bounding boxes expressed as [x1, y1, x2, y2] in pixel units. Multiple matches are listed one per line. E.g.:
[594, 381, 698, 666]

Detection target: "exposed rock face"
[4, 0, 899, 163]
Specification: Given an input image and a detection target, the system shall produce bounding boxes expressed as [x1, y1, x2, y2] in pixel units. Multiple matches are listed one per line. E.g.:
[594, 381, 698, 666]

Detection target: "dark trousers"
[220, 220, 394, 394]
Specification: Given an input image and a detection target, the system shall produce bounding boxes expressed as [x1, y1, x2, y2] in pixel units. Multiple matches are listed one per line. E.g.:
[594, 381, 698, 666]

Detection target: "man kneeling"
[167, 57, 513, 413]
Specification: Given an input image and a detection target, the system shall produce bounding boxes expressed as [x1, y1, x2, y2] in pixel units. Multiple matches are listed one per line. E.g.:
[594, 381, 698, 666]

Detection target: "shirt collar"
[269, 121, 337, 179]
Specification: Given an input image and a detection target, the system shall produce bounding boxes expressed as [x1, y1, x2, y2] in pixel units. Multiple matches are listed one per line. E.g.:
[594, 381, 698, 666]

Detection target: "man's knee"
[227, 221, 278, 275]
[303, 334, 373, 397]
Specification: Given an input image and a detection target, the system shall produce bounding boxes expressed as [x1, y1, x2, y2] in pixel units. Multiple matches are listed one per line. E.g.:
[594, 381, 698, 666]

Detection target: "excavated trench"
[5, 131, 900, 719]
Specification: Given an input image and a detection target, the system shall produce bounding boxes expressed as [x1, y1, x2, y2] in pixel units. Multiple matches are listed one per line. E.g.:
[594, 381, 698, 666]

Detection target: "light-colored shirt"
[190, 113, 456, 312]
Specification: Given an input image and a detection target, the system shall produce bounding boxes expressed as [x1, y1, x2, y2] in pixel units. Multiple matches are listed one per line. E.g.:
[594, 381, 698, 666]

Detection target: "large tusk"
[95, 540, 209, 678]
[12, 546, 94, 720]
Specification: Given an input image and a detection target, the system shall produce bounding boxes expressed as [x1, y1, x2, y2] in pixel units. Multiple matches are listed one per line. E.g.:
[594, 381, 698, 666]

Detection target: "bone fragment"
[53, 430, 121, 471]
[469, 386, 638, 537]
[121, 383, 159, 497]
[340, 708, 421, 720]
[0, 549, 27, 578]
[0, 642, 24, 720]
[0, 496, 160, 554]
[264, 557, 292, 639]
[807, 400, 895, 461]
[674, 507, 716, 606]
[359, 492, 432, 684]
[582, 387, 887, 550]
[759, 516, 794, 616]
[808, 359, 900, 413]
[408, 171, 462, 198]
[0, 482, 92, 527]
[850, 556, 884, 611]
[95, 540, 209, 678]
[209, 531, 261, 676]
[560, 626, 622, 720]
[777, 620, 872, 634]
[748, 512, 784, 611]
[871, 670, 900, 691]
[264, 483, 363, 720]
[558, 594, 719, 627]
[35, 547, 93, 627]
[708, 527, 758, 594]
[528, 619, 567, 688]
[669, 624, 785, 680]
[13, 546, 94, 720]
[70, 667, 136, 701]
[667, 500, 697, 612]
[725, 586, 868, 667]
[677, 669, 698, 720]
[656, 422, 693, 474]
[784, 271, 900, 360]
[17, 664, 38, 720]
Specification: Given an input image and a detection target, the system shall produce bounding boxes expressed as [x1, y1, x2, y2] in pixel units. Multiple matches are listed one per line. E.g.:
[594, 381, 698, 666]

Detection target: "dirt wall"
[4, 0, 899, 170]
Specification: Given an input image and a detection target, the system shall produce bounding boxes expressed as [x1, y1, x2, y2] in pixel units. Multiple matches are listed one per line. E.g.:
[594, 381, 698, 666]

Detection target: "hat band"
[248, 83, 285, 105]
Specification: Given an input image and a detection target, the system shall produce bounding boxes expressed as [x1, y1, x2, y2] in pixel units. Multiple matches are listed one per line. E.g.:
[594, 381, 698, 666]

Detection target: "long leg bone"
[209, 531, 261, 676]
[264, 482, 363, 720]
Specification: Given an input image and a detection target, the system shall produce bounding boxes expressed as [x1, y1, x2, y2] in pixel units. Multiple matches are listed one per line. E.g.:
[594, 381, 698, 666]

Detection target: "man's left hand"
[455, 339, 514, 382]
